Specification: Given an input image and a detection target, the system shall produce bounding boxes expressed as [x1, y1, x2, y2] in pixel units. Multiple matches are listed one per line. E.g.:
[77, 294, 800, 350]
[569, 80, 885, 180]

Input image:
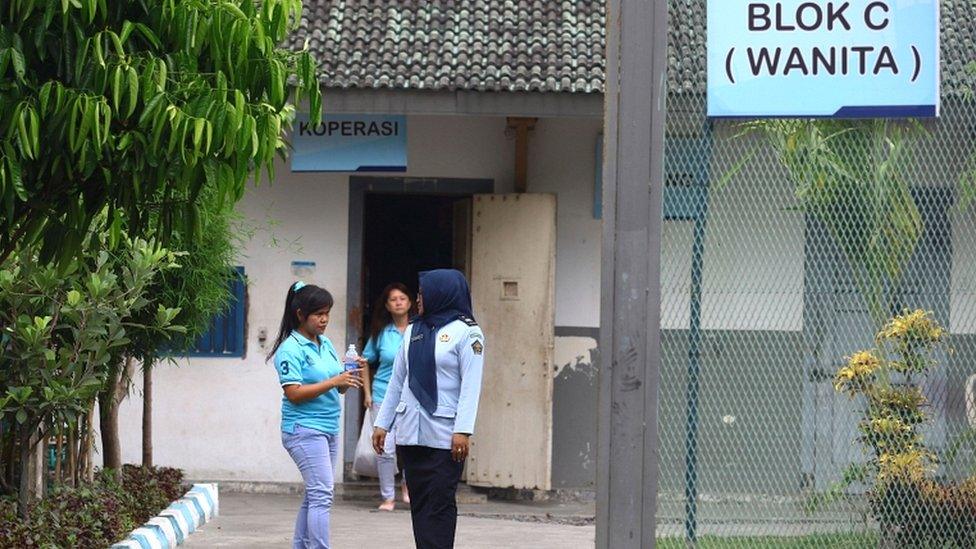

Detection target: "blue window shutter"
[664, 136, 711, 221]
[597, 133, 711, 221]
[190, 266, 246, 357]
[594, 133, 603, 219]
[230, 266, 246, 353]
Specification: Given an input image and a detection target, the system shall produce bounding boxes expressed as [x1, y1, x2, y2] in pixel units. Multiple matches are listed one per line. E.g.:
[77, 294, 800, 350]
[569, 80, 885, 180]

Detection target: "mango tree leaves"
[0, 0, 322, 265]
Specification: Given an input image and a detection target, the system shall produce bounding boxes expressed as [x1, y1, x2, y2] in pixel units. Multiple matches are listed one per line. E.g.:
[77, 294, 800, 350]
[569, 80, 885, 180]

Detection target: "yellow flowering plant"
[878, 309, 946, 344]
[832, 310, 976, 545]
[834, 350, 882, 395]
[877, 309, 948, 374]
[877, 449, 936, 483]
[837, 311, 946, 474]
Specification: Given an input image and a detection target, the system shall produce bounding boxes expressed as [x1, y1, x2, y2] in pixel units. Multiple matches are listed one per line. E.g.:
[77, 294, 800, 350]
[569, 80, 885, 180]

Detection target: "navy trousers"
[399, 445, 465, 549]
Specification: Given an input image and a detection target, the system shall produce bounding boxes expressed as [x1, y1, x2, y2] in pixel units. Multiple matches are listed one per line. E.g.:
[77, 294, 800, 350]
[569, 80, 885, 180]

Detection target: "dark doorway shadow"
[343, 177, 493, 466]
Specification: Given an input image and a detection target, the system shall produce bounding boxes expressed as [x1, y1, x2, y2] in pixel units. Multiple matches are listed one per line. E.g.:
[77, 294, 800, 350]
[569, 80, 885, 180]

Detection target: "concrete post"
[596, 0, 668, 547]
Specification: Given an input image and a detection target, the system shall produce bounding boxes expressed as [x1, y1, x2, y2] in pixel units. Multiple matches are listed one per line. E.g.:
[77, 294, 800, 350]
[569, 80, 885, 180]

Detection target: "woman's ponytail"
[267, 282, 335, 361]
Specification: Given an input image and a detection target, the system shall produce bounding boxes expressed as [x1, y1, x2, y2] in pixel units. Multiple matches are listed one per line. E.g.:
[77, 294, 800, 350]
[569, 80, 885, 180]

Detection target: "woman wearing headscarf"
[372, 269, 485, 549]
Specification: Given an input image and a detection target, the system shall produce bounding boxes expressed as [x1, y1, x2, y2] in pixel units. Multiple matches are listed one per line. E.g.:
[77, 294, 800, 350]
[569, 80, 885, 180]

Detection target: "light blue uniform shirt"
[362, 323, 404, 404]
[274, 331, 343, 435]
[374, 320, 485, 450]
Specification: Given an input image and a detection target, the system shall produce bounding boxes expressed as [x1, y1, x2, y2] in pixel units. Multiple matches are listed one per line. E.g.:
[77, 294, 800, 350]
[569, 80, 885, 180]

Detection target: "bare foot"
[401, 483, 410, 504]
[378, 499, 395, 511]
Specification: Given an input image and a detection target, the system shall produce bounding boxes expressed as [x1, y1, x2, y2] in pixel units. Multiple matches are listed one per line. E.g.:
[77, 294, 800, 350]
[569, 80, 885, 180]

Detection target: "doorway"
[344, 178, 559, 491]
[344, 177, 494, 466]
[361, 193, 470, 333]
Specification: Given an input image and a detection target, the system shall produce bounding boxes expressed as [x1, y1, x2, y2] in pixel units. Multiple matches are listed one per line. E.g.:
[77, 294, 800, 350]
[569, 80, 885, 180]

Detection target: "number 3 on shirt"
[281, 362, 290, 375]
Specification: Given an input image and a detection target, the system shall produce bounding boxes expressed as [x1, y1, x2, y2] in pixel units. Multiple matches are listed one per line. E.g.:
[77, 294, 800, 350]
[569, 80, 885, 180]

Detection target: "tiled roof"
[290, 0, 975, 96]
[288, 1, 605, 93]
[939, 0, 976, 97]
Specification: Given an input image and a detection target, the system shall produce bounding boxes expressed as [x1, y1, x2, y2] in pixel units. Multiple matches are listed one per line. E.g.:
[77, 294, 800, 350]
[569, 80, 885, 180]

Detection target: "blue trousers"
[282, 425, 339, 549]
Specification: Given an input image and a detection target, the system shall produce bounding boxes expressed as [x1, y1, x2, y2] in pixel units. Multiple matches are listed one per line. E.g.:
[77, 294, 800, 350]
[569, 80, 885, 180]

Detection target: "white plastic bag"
[352, 407, 379, 477]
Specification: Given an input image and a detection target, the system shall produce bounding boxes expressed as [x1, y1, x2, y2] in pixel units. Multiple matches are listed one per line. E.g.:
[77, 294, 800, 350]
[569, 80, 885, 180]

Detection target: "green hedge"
[0, 465, 184, 549]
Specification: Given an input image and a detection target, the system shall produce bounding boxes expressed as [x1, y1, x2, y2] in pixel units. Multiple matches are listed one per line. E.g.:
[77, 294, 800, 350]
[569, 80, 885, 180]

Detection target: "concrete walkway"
[185, 492, 596, 548]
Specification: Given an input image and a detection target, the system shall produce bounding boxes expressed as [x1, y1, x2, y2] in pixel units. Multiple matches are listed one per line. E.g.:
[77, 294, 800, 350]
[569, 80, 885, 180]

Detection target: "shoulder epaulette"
[459, 315, 479, 327]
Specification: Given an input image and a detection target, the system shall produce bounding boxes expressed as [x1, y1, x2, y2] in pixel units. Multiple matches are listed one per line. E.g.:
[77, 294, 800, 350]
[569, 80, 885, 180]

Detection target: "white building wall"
[662, 126, 805, 333]
[528, 118, 604, 328]
[953, 207, 976, 335]
[117, 111, 976, 483]
[115, 114, 604, 483]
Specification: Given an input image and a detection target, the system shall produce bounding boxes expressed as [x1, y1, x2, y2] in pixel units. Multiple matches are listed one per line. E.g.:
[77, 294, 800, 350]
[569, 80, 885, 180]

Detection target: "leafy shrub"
[874, 477, 976, 547]
[834, 309, 976, 546]
[113, 464, 185, 524]
[0, 236, 185, 510]
[0, 465, 185, 548]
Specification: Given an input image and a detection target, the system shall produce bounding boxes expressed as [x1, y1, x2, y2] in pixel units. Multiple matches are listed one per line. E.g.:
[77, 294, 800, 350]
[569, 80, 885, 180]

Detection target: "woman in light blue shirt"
[361, 282, 414, 510]
[268, 282, 362, 549]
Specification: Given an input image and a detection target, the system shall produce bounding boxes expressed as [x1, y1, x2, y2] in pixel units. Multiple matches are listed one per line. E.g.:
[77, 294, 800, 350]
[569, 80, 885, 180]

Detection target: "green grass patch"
[656, 532, 878, 548]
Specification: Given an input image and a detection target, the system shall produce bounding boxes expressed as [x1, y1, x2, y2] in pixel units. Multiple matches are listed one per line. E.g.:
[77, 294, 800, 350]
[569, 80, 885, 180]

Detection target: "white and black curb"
[111, 483, 218, 549]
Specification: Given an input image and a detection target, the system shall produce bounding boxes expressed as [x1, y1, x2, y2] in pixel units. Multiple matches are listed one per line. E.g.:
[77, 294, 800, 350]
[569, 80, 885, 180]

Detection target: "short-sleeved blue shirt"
[362, 324, 404, 404]
[273, 331, 343, 434]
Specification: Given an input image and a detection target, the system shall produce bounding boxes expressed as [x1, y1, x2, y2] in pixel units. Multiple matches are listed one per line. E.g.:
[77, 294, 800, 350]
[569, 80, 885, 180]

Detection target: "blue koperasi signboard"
[291, 114, 407, 172]
[707, 0, 939, 118]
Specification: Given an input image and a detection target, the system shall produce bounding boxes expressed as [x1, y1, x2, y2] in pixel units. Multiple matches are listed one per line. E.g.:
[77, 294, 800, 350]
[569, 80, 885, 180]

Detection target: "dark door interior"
[361, 193, 470, 341]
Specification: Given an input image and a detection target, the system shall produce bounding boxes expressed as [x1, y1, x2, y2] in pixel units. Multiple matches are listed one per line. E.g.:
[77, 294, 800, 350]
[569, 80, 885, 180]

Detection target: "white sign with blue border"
[291, 114, 407, 172]
[707, 0, 940, 118]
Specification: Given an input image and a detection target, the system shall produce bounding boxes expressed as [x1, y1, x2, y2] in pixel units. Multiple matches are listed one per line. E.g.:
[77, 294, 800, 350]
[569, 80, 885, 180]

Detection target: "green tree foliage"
[0, 230, 182, 515]
[0, 0, 322, 264]
[742, 120, 922, 327]
[104, 191, 242, 468]
[119, 191, 240, 365]
[152, 196, 241, 354]
[0, 238, 182, 448]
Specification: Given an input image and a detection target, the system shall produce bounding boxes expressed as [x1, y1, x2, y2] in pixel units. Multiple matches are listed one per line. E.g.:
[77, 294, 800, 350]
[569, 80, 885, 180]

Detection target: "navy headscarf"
[408, 269, 476, 415]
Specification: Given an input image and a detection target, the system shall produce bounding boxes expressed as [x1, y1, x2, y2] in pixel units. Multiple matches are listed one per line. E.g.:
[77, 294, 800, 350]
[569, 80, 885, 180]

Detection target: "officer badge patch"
[439, 333, 451, 342]
[471, 340, 483, 355]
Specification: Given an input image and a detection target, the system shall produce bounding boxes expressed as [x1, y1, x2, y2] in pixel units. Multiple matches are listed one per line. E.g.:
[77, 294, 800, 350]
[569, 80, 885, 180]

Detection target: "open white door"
[467, 193, 556, 490]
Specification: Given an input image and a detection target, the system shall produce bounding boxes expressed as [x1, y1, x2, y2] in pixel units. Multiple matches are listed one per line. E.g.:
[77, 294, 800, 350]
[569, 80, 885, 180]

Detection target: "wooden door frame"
[343, 176, 494, 468]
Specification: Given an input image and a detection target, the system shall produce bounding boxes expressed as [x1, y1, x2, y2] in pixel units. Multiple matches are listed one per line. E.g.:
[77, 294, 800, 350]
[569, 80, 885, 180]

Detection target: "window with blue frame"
[593, 132, 711, 220]
[189, 266, 247, 357]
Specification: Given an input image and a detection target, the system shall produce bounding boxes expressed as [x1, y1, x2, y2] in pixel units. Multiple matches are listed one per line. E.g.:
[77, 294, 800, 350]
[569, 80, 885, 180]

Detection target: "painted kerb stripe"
[111, 483, 218, 548]
[147, 517, 179, 546]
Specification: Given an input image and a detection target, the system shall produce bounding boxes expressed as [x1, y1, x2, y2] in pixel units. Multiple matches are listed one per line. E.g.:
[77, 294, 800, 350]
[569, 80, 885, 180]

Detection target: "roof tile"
[289, 0, 604, 94]
[289, 1, 974, 96]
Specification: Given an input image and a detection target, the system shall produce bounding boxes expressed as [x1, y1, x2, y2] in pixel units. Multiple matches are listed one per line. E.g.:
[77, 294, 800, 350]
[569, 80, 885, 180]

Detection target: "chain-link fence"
[657, 0, 976, 545]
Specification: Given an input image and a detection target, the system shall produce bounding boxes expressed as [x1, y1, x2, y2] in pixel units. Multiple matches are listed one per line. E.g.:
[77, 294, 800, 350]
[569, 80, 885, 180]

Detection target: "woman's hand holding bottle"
[332, 369, 363, 390]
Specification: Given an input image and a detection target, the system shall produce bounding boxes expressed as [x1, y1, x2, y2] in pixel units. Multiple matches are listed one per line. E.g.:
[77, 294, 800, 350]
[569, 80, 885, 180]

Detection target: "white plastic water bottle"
[343, 344, 359, 376]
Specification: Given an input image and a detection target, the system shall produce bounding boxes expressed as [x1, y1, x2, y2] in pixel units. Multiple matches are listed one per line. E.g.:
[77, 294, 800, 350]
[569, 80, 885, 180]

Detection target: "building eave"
[321, 88, 604, 119]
